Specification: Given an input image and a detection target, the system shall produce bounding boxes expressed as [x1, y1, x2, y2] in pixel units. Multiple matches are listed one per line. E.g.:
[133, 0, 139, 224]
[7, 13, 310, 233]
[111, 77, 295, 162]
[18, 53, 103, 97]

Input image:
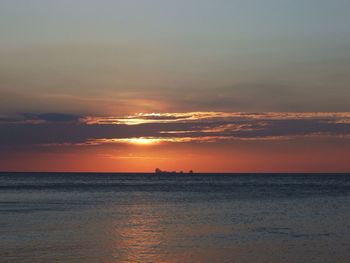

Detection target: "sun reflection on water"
[109, 204, 167, 263]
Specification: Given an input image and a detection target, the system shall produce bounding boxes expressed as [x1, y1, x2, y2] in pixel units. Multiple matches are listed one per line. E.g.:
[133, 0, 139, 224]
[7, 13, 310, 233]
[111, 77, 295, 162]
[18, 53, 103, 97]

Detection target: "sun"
[120, 137, 162, 145]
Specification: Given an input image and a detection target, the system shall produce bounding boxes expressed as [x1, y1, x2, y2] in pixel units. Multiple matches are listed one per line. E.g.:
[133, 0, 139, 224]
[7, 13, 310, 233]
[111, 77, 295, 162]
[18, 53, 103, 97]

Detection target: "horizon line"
[1, 171, 350, 175]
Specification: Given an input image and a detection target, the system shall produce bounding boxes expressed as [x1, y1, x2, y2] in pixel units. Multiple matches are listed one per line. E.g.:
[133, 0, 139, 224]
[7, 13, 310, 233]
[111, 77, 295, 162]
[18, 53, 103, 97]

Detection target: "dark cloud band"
[1, 112, 350, 147]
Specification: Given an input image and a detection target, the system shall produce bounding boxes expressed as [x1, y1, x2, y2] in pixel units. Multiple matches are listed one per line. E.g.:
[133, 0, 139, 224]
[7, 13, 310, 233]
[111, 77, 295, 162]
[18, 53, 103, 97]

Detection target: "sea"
[1, 172, 350, 263]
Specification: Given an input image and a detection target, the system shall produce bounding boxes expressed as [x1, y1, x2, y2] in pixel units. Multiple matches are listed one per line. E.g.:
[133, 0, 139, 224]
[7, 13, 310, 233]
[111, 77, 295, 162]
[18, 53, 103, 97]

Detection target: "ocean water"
[1, 173, 350, 263]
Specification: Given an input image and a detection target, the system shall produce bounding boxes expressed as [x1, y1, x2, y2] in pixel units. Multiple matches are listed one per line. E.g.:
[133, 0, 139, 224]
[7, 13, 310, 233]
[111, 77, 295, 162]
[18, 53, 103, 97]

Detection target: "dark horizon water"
[1, 173, 350, 263]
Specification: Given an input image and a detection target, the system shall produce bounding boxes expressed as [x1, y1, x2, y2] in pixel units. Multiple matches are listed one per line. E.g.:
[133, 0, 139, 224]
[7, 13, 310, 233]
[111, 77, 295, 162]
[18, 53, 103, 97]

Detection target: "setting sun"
[121, 137, 162, 145]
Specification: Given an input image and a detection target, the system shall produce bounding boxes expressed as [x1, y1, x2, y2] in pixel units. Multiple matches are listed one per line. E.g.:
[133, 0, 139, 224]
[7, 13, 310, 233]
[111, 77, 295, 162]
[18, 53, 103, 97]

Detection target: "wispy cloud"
[0, 112, 81, 124]
[82, 112, 350, 125]
[1, 112, 350, 147]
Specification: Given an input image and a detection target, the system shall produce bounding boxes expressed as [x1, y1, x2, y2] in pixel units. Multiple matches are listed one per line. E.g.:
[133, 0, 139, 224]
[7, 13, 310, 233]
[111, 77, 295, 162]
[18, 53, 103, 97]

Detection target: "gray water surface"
[1, 173, 350, 262]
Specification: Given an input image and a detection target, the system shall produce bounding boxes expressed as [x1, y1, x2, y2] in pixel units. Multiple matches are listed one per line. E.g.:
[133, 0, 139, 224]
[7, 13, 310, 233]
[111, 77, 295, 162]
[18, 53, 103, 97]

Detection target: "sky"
[1, 0, 350, 172]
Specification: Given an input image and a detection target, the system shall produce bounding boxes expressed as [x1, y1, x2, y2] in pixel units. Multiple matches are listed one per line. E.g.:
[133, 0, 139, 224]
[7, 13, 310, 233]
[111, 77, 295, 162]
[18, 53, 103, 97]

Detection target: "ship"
[155, 168, 193, 175]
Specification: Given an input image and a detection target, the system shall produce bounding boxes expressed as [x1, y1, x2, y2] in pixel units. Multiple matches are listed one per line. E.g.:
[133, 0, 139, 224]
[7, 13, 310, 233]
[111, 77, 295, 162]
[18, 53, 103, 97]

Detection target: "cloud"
[21, 113, 81, 123]
[1, 112, 350, 148]
[0, 112, 81, 124]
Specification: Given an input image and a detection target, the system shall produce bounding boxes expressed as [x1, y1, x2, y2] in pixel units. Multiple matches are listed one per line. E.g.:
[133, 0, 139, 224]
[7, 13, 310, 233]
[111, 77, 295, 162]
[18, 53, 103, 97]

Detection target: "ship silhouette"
[155, 168, 193, 175]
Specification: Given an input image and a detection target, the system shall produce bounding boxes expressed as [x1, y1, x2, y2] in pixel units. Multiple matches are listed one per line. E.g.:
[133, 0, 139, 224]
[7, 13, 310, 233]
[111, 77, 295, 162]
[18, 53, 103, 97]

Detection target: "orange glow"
[87, 136, 233, 146]
[115, 137, 163, 145]
[2, 138, 350, 173]
[2, 111, 350, 172]
[90, 137, 172, 145]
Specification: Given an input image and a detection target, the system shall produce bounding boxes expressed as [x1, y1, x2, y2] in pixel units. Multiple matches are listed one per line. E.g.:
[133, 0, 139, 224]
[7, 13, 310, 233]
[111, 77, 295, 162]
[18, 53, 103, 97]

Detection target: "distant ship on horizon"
[155, 168, 194, 175]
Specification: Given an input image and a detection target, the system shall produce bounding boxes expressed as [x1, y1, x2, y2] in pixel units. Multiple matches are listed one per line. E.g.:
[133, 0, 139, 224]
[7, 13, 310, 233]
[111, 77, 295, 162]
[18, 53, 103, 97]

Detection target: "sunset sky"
[1, 0, 350, 172]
